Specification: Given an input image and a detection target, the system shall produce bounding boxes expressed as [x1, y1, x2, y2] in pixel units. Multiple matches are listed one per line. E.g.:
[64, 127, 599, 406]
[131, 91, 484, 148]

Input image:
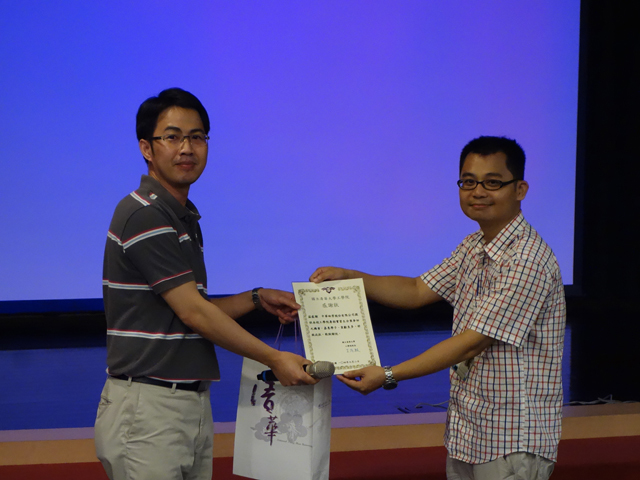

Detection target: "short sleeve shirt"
[422, 213, 566, 463]
[102, 175, 220, 381]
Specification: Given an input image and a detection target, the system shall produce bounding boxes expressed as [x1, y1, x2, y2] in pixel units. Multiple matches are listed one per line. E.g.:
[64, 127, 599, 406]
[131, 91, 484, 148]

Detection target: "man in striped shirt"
[95, 88, 316, 480]
[310, 136, 565, 479]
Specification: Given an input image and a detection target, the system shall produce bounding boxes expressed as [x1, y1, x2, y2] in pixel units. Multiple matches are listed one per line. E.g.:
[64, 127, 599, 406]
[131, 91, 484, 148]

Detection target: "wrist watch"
[382, 366, 398, 390]
[251, 287, 264, 311]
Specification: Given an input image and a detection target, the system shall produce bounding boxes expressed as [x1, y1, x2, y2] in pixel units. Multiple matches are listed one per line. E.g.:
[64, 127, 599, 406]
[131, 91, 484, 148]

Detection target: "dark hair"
[136, 87, 210, 144]
[459, 136, 525, 180]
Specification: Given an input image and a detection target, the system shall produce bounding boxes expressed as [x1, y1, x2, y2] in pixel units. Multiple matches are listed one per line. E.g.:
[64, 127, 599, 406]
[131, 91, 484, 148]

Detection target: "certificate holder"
[293, 279, 381, 375]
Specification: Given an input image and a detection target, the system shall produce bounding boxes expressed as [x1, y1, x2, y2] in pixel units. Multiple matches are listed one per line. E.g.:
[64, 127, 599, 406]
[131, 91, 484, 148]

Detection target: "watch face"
[383, 381, 398, 390]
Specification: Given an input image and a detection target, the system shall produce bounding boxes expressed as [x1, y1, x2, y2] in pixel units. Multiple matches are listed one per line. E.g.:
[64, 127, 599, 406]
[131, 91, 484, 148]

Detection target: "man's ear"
[516, 180, 529, 201]
[139, 139, 153, 163]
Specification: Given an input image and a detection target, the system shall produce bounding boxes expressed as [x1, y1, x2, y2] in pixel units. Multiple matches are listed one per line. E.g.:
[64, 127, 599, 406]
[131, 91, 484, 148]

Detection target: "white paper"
[293, 279, 381, 375]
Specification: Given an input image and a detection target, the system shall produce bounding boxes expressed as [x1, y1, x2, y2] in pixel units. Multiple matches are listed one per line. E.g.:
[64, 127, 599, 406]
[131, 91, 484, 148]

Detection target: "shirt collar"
[138, 175, 201, 221]
[477, 212, 526, 261]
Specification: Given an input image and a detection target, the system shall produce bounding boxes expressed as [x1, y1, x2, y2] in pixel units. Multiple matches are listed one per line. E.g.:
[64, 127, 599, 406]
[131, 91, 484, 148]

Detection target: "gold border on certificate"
[293, 279, 381, 374]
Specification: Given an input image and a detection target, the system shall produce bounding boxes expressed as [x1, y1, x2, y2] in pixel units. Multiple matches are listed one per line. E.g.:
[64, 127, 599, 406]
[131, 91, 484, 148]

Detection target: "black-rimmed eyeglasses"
[151, 133, 209, 147]
[457, 178, 519, 191]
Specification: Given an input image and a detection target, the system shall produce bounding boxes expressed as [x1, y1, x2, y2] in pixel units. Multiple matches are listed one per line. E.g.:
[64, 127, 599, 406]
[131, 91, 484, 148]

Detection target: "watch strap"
[252, 287, 264, 311]
[382, 366, 398, 389]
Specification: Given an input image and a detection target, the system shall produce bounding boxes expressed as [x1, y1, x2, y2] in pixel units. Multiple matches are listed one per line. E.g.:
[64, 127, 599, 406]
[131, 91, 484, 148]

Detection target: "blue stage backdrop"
[0, 1, 580, 305]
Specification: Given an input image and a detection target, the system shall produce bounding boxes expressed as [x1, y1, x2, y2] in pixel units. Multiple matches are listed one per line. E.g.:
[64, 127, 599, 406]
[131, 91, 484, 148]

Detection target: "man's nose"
[179, 136, 194, 153]
[472, 184, 488, 196]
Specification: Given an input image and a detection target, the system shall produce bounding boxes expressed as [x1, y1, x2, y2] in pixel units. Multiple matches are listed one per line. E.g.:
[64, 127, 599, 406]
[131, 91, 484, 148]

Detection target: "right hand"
[268, 351, 318, 386]
[337, 366, 386, 395]
[309, 266, 350, 283]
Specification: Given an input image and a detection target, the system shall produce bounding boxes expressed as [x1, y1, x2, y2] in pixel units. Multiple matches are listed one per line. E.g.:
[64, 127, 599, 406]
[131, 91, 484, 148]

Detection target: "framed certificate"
[293, 279, 381, 375]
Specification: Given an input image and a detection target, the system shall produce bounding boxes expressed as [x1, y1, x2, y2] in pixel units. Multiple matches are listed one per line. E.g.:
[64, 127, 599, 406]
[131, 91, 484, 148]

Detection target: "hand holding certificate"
[293, 279, 381, 375]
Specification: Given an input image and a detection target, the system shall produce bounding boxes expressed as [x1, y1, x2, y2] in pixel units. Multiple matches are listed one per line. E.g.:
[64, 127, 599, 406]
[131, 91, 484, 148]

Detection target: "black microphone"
[257, 361, 335, 382]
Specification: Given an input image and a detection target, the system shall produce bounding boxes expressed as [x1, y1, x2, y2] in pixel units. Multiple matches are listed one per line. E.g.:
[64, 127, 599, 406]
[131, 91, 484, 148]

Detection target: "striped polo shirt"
[422, 212, 566, 463]
[102, 175, 220, 381]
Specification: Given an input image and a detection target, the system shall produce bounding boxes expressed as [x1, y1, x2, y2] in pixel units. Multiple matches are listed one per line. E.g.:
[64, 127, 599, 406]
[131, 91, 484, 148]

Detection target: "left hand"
[258, 288, 301, 324]
[337, 365, 386, 395]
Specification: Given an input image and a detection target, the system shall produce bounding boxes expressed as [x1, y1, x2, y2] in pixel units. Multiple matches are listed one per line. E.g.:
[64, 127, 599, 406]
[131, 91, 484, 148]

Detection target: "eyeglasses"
[457, 178, 519, 191]
[151, 133, 209, 147]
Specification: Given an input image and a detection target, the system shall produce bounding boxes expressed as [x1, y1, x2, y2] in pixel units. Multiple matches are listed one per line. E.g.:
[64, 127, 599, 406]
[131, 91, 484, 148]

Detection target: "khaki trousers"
[94, 376, 214, 480]
[446, 452, 555, 480]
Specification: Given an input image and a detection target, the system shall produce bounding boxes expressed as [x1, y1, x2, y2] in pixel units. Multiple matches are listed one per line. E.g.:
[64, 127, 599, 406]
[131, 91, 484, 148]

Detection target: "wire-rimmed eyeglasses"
[151, 133, 209, 147]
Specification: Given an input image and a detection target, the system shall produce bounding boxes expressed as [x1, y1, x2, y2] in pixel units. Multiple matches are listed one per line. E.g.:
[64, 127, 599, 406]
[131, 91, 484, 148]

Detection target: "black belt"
[112, 374, 208, 392]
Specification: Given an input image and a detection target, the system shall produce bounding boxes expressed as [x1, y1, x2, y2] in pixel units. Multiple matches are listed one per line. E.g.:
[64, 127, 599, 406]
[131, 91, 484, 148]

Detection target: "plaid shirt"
[422, 212, 565, 463]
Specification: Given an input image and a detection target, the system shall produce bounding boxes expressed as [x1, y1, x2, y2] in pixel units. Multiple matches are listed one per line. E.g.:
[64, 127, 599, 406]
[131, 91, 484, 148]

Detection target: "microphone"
[257, 361, 335, 382]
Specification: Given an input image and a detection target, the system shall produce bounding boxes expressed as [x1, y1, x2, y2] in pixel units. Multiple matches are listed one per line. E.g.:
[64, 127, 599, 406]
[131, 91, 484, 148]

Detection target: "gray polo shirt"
[102, 175, 220, 381]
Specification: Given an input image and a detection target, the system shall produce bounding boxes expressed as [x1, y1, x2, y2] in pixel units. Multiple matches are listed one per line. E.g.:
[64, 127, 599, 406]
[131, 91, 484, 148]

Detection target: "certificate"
[293, 279, 381, 375]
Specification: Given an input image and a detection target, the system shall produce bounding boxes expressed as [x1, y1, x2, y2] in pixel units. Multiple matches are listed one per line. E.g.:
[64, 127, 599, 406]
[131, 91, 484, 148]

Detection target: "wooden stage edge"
[1, 404, 638, 467]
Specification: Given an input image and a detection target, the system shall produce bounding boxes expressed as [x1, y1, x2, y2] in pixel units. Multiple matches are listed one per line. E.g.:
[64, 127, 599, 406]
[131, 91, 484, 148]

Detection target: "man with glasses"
[310, 136, 565, 479]
[95, 88, 316, 480]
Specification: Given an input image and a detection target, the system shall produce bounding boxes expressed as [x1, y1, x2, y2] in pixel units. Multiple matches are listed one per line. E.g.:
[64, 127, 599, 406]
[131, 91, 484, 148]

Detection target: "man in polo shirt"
[310, 136, 565, 480]
[95, 88, 316, 480]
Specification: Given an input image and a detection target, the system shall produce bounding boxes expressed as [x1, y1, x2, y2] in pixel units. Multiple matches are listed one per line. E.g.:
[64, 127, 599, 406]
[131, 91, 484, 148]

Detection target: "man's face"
[139, 106, 207, 200]
[459, 152, 528, 239]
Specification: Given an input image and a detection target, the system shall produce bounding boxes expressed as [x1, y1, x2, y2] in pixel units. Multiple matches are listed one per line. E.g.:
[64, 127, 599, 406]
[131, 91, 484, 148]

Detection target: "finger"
[337, 376, 369, 394]
[275, 308, 296, 322]
[337, 374, 360, 385]
[280, 298, 301, 310]
[309, 267, 327, 282]
[299, 375, 319, 386]
[293, 366, 318, 385]
[336, 375, 355, 385]
[264, 293, 301, 311]
[277, 311, 297, 320]
[341, 369, 364, 380]
[278, 315, 296, 325]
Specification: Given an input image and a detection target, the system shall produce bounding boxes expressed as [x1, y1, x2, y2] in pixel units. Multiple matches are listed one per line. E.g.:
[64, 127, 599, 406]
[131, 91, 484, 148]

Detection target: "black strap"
[112, 374, 203, 392]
